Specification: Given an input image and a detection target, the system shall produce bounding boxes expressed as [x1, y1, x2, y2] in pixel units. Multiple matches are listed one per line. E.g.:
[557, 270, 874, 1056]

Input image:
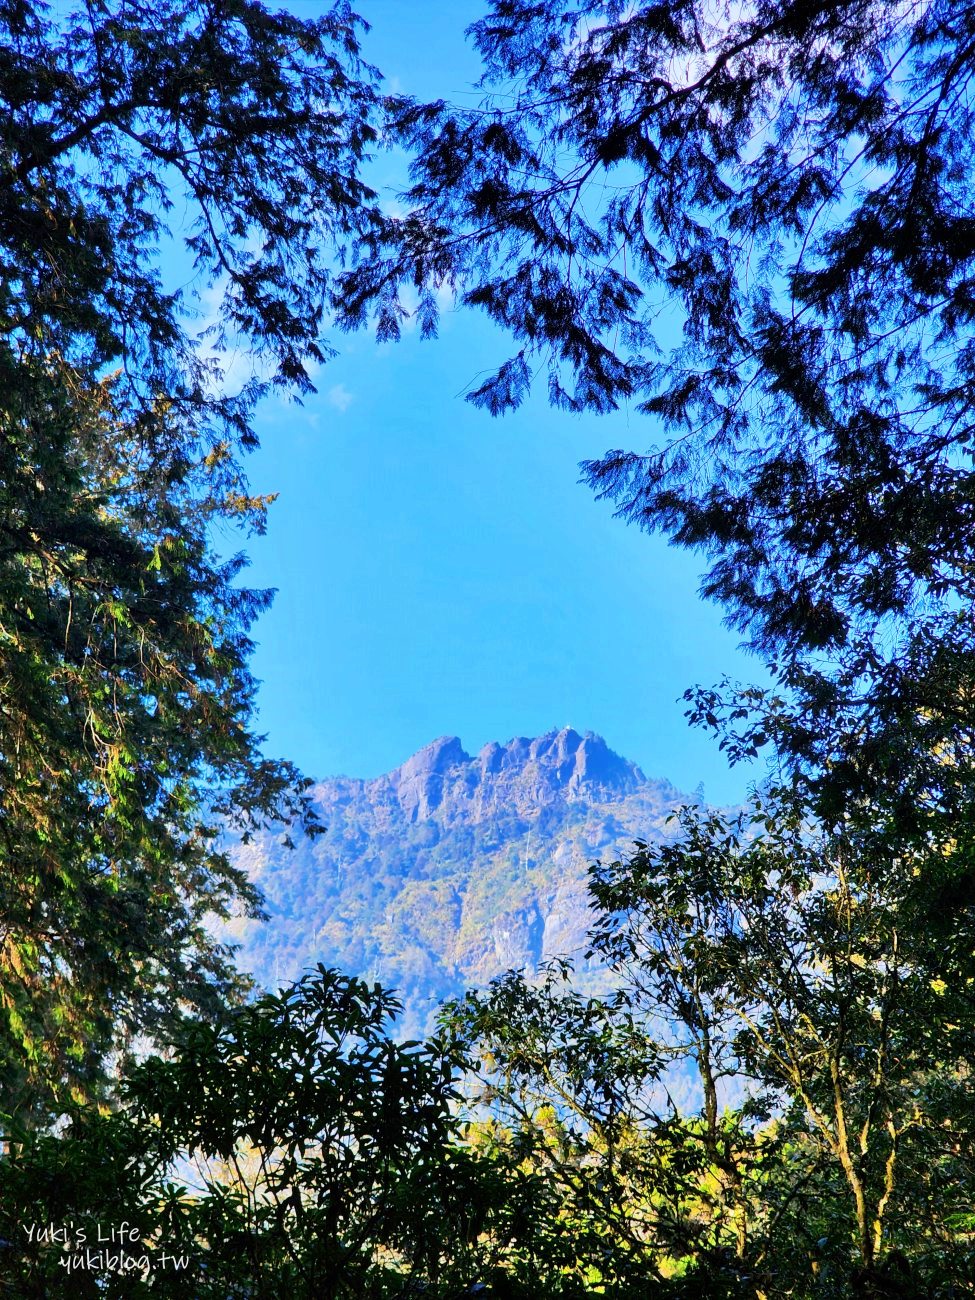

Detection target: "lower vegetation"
[3, 725, 973, 1297]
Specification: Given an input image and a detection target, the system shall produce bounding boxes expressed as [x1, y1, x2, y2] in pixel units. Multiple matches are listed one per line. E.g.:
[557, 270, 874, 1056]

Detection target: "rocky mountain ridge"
[224, 728, 693, 1035]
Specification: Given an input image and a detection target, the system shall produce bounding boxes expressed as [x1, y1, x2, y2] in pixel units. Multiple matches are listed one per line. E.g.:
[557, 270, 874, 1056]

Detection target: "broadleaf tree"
[0, 969, 613, 1299]
[449, 781, 975, 1294]
[588, 789, 975, 1293]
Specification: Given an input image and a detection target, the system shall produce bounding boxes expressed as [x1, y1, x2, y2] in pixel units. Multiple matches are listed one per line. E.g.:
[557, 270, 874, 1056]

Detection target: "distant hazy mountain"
[223, 728, 695, 1035]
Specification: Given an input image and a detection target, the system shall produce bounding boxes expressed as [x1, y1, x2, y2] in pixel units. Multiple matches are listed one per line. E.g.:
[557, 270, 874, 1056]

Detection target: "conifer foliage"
[342, 0, 975, 658]
[0, 0, 381, 1120]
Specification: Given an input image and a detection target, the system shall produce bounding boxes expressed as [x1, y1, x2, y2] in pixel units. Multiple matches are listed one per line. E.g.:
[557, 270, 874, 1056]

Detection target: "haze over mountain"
[225, 728, 696, 1035]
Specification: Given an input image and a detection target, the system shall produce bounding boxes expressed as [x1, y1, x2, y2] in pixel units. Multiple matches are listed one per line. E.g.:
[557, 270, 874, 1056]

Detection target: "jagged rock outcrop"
[223, 728, 692, 1035]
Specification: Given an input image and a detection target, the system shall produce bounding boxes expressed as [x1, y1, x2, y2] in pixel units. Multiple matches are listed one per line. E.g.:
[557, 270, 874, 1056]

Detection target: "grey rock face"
[360, 727, 648, 826]
[222, 729, 690, 1035]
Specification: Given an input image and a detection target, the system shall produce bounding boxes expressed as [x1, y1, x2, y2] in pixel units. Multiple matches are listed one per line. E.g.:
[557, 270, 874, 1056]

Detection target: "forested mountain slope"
[224, 728, 692, 1033]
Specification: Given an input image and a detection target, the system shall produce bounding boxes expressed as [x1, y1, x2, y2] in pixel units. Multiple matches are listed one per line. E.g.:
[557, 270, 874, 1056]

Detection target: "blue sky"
[236, 0, 765, 803]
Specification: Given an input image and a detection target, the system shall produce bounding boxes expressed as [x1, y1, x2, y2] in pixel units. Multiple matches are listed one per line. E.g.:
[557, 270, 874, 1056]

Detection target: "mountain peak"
[523, 727, 646, 794]
[378, 728, 646, 823]
[227, 728, 687, 1038]
[398, 735, 470, 778]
